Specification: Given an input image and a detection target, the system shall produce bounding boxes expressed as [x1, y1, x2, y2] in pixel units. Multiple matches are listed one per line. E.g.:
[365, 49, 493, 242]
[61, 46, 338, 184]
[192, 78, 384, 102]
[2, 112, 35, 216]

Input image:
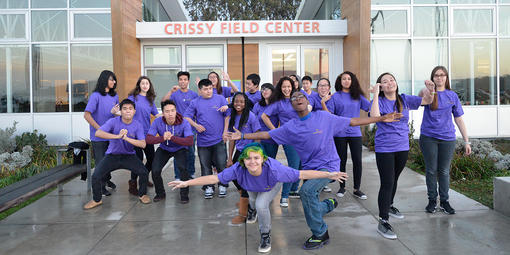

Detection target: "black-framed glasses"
[290, 94, 305, 101]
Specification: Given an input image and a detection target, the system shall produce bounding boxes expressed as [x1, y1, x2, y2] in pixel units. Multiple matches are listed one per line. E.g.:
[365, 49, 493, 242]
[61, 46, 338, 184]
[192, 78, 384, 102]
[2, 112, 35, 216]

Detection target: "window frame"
[371, 6, 411, 38]
[70, 10, 112, 41]
[0, 10, 29, 42]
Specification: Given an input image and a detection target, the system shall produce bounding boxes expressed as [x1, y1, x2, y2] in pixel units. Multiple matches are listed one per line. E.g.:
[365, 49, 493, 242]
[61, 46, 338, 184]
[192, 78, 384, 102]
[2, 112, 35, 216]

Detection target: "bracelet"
[465, 141, 471, 145]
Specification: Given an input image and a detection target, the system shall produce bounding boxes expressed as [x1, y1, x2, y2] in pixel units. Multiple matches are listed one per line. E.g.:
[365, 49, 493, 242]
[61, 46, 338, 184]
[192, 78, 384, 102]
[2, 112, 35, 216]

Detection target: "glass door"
[271, 46, 299, 85]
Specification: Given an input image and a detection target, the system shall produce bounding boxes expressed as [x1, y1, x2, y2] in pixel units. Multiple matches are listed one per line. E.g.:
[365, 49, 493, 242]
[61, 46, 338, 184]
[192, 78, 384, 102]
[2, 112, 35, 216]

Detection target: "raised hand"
[110, 104, 120, 114]
[369, 83, 381, 95]
[381, 112, 403, 122]
[424, 80, 435, 93]
[321, 94, 332, 103]
[168, 180, 188, 190]
[222, 71, 231, 81]
[171, 85, 180, 92]
[195, 76, 200, 85]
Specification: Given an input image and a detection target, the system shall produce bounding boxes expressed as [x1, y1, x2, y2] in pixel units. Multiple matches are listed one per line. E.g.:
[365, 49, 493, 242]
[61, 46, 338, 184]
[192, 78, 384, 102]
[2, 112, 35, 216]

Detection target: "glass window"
[372, 0, 410, 4]
[271, 48, 297, 85]
[0, 45, 29, 113]
[73, 13, 112, 38]
[145, 46, 180, 66]
[371, 10, 408, 35]
[500, 39, 510, 104]
[32, 44, 69, 112]
[453, 9, 493, 34]
[303, 48, 329, 81]
[146, 69, 180, 103]
[413, 0, 447, 3]
[31, 11, 67, 42]
[451, 0, 495, 3]
[188, 68, 222, 93]
[0, 0, 28, 9]
[0, 14, 26, 40]
[143, 0, 170, 22]
[71, 44, 113, 112]
[413, 7, 447, 37]
[451, 39, 496, 105]
[186, 45, 223, 66]
[371, 40, 412, 95]
[413, 39, 448, 95]
[314, 0, 341, 20]
[501, 0, 510, 3]
[31, 0, 66, 8]
[71, 0, 111, 8]
[500, 6, 510, 36]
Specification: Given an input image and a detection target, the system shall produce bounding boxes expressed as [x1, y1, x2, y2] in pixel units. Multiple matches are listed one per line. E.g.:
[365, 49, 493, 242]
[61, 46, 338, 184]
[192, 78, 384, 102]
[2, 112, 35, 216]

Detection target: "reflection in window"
[0, 45, 29, 113]
[413, 0, 447, 3]
[32, 45, 69, 112]
[71, 0, 111, 8]
[372, 0, 410, 4]
[413, 40, 448, 95]
[271, 48, 297, 85]
[371, 10, 408, 35]
[304, 48, 329, 81]
[451, 39, 496, 105]
[371, 40, 412, 95]
[31, 0, 66, 8]
[450, 0, 495, 3]
[71, 44, 113, 112]
[0, 0, 28, 9]
[314, 0, 341, 20]
[500, 39, 510, 105]
[146, 69, 180, 104]
[499, 6, 510, 36]
[187, 45, 223, 66]
[74, 13, 112, 38]
[413, 7, 447, 37]
[31, 11, 67, 42]
[0, 14, 26, 40]
[143, 0, 170, 22]
[188, 68, 222, 93]
[145, 46, 180, 66]
[453, 9, 493, 34]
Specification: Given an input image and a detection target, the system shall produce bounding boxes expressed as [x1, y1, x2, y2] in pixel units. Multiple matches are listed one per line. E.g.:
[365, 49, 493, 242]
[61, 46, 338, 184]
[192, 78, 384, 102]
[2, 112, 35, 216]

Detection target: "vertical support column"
[111, 0, 142, 100]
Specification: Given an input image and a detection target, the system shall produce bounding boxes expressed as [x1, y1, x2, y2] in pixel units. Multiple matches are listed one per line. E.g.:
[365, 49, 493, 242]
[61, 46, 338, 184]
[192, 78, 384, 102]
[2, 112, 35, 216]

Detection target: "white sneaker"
[204, 186, 214, 199]
[175, 178, 181, 182]
[322, 185, 332, 193]
[280, 198, 288, 207]
[218, 186, 227, 197]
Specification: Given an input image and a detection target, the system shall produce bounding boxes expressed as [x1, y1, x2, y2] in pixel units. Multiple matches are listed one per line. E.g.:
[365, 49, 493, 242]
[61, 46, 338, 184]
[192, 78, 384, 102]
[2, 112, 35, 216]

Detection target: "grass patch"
[450, 179, 493, 208]
[0, 187, 56, 221]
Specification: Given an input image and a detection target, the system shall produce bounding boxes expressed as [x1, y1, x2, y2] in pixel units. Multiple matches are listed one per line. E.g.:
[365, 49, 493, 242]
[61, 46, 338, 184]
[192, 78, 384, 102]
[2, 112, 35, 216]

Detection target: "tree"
[183, 0, 301, 21]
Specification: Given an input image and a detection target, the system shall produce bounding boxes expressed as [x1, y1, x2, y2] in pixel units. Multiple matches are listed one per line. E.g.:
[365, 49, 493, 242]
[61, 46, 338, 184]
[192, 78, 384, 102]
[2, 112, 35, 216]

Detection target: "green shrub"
[0, 121, 17, 153]
[15, 130, 47, 152]
[450, 153, 497, 181]
[363, 124, 377, 151]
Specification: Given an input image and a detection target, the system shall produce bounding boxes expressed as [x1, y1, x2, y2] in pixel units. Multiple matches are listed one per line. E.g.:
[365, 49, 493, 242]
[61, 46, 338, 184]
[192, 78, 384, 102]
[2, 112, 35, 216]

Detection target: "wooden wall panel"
[111, 0, 142, 100]
[227, 44, 259, 91]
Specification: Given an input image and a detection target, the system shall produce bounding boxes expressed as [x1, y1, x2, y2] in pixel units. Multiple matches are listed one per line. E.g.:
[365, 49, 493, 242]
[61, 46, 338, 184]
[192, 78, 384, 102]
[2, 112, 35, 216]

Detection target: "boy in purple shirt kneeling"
[169, 143, 347, 254]
[84, 99, 151, 210]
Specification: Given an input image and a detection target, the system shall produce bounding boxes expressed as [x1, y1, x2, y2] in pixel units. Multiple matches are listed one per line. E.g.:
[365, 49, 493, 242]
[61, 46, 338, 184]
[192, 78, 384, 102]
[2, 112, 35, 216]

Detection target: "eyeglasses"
[434, 74, 447, 78]
[108, 77, 115, 81]
[290, 94, 305, 101]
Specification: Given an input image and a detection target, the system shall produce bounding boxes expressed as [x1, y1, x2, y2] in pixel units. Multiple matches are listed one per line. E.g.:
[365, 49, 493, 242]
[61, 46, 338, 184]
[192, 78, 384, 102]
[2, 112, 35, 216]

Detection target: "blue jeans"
[197, 141, 228, 189]
[419, 134, 456, 202]
[281, 144, 301, 198]
[174, 133, 196, 179]
[299, 169, 335, 237]
[261, 142, 278, 159]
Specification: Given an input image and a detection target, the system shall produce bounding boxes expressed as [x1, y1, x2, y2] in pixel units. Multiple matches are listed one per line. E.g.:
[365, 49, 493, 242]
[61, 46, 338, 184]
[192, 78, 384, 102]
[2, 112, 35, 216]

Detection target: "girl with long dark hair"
[252, 83, 279, 158]
[208, 71, 239, 98]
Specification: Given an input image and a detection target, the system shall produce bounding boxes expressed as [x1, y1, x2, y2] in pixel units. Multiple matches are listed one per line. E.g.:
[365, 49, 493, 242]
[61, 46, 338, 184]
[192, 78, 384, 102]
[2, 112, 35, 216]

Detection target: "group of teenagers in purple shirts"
[82, 65, 471, 253]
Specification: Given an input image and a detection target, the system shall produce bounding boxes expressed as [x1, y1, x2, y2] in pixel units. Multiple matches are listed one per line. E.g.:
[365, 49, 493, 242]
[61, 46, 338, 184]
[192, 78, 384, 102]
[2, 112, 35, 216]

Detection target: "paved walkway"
[1, 147, 509, 255]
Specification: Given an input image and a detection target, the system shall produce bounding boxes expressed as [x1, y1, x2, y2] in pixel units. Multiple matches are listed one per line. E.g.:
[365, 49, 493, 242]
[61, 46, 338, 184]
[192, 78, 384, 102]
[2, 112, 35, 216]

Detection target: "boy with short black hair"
[246, 73, 262, 105]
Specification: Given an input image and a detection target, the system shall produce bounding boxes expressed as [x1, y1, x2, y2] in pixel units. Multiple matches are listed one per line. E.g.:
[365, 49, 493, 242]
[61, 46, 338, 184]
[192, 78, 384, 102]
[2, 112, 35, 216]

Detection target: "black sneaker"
[153, 194, 166, 202]
[247, 205, 257, 224]
[258, 232, 271, 253]
[289, 191, 300, 199]
[425, 199, 437, 213]
[106, 180, 116, 189]
[101, 186, 111, 196]
[303, 230, 329, 250]
[353, 190, 368, 200]
[389, 206, 404, 219]
[440, 201, 456, 215]
[377, 218, 397, 239]
[336, 187, 345, 198]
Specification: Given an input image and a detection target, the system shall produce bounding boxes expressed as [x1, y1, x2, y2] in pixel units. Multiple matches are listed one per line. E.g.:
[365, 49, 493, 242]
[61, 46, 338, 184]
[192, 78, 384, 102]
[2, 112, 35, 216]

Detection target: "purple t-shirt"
[246, 90, 262, 105]
[310, 93, 335, 112]
[147, 117, 194, 152]
[128, 94, 158, 135]
[100, 116, 145, 155]
[269, 111, 351, 172]
[184, 94, 228, 147]
[331, 92, 371, 137]
[213, 87, 233, 98]
[252, 102, 278, 144]
[228, 111, 261, 151]
[303, 90, 318, 98]
[84, 92, 119, 142]
[421, 90, 464, 141]
[263, 98, 299, 125]
[372, 94, 422, 153]
[170, 89, 198, 114]
[217, 157, 300, 192]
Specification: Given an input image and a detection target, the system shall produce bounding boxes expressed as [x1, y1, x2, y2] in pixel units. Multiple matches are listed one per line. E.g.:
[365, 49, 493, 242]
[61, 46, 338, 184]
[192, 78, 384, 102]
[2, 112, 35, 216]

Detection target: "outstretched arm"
[168, 175, 220, 189]
[226, 127, 271, 141]
[349, 112, 403, 126]
[299, 170, 348, 183]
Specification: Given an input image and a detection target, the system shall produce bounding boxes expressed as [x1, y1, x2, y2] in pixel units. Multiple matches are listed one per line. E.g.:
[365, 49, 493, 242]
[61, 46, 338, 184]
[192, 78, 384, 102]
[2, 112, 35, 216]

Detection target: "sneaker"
[258, 232, 271, 253]
[247, 206, 258, 224]
[377, 219, 397, 239]
[101, 186, 111, 196]
[440, 201, 456, 215]
[139, 195, 151, 204]
[218, 186, 227, 198]
[322, 185, 332, 193]
[204, 186, 214, 199]
[302, 230, 329, 250]
[153, 194, 166, 202]
[425, 199, 437, 213]
[336, 187, 345, 198]
[289, 191, 300, 199]
[389, 206, 404, 219]
[191, 174, 196, 179]
[280, 198, 289, 207]
[353, 190, 368, 200]
[324, 198, 338, 209]
[83, 200, 102, 210]
[106, 180, 116, 189]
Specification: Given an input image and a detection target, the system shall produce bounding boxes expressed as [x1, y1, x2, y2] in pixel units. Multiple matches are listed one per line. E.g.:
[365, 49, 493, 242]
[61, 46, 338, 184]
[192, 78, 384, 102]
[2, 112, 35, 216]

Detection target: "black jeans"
[131, 144, 155, 180]
[197, 141, 228, 189]
[92, 154, 148, 202]
[232, 150, 249, 198]
[334, 137, 363, 190]
[375, 151, 409, 220]
[91, 141, 111, 183]
[152, 147, 188, 197]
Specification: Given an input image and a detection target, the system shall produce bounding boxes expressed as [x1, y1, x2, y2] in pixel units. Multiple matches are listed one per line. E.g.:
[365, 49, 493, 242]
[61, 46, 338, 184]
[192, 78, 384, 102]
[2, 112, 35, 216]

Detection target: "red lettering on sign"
[284, 22, 292, 33]
[174, 23, 182, 34]
[205, 23, 214, 34]
[242, 22, 249, 33]
[266, 22, 274, 33]
[274, 22, 282, 33]
[303, 22, 310, 33]
[197, 23, 204, 34]
[164, 24, 173, 34]
[250, 22, 259, 33]
[312, 22, 320, 33]
[294, 22, 302, 33]
[221, 22, 228, 34]
[233, 22, 240, 33]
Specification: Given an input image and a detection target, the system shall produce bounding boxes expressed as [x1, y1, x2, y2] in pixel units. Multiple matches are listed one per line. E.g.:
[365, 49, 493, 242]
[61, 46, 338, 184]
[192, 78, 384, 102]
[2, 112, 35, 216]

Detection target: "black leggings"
[334, 137, 363, 190]
[375, 151, 409, 220]
[131, 144, 155, 180]
[232, 150, 249, 198]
